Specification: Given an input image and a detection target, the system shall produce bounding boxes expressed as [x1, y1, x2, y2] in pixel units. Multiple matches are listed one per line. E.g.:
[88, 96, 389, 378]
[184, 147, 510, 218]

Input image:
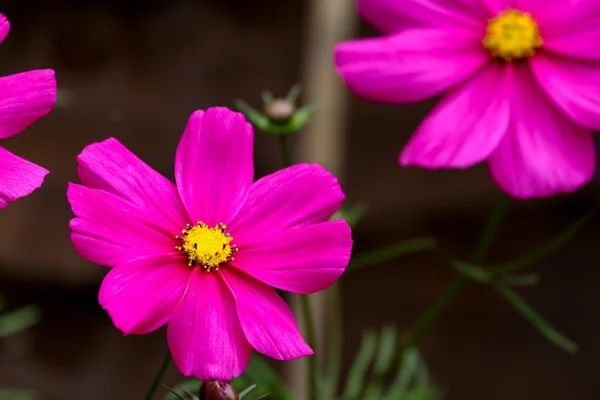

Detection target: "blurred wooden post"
[284, 0, 358, 398]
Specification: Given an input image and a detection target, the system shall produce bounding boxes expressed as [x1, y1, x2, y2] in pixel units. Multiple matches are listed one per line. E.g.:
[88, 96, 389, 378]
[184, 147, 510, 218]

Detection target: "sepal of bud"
[235, 84, 314, 135]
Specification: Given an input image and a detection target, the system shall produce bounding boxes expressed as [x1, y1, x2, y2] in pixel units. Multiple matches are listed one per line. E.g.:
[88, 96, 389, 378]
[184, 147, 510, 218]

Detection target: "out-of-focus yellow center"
[176, 222, 237, 271]
[483, 9, 542, 61]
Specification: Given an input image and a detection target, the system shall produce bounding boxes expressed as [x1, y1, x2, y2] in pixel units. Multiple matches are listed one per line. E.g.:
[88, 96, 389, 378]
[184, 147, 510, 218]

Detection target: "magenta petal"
[221, 268, 312, 360]
[489, 65, 595, 199]
[175, 108, 253, 227]
[357, 0, 487, 33]
[99, 255, 189, 335]
[334, 29, 488, 103]
[0, 146, 47, 209]
[229, 163, 344, 236]
[531, 54, 600, 130]
[232, 220, 352, 294]
[0, 14, 9, 43]
[68, 183, 178, 266]
[168, 268, 252, 380]
[76, 138, 189, 234]
[0, 70, 56, 139]
[400, 63, 509, 168]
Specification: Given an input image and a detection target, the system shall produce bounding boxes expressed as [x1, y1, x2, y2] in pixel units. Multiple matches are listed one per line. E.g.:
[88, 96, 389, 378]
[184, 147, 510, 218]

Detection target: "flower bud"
[264, 98, 296, 122]
[200, 379, 239, 400]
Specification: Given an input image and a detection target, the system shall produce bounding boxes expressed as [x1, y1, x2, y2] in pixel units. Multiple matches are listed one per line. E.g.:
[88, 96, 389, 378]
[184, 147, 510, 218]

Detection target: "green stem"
[278, 134, 293, 168]
[402, 195, 509, 350]
[277, 130, 317, 400]
[357, 197, 508, 398]
[144, 352, 172, 400]
[301, 295, 318, 400]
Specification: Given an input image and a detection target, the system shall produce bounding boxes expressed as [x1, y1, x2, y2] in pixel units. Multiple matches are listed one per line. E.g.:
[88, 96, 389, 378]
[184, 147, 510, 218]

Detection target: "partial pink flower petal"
[76, 138, 189, 234]
[0, 14, 10, 43]
[232, 220, 352, 294]
[357, 0, 487, 33]
[0, 70, 56, 139]
[220, 268, 312, 360]
[229, 164, 344, 236]
[542, 27, 600, 61]
[334, 29, 488, 103]
[489, 65, 595, 199]
[0, 146, 47, 209]
[533, 0, 600, 36]
[168, 268, 252, 380]
[68, 183, 178, 266]
[400, 63, 509, 168]
[99, 255, 190, 335]
[531, 54, 600, 130]
[175, 108, 253, 227]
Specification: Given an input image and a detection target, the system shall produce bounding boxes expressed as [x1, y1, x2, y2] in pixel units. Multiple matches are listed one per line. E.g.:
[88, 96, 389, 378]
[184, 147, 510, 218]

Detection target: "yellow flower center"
[483, 9, 543, 61]
[175, 222, 237, 271]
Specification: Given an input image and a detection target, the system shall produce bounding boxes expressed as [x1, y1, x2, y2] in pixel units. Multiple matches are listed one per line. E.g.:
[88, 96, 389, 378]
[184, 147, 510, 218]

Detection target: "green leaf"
[238, 384, 257, 399]
[385, 348, 419, 397]
[287, 104, 315, 132]
[349, 238, 437, 271]
[241, 355, 292, 400]
[163, 380, 200, 400]
[234, 100, 270, 131]
[0, 305, 41, 338]
[261, 91, 274, 105]
[286, 84, 302, 103]
[343, 330, 378, 399]
[490, 203, 599, 275]
[331, 204, 366, 228]
[0, 389, 37, 400]
[494, 284, 578, 354]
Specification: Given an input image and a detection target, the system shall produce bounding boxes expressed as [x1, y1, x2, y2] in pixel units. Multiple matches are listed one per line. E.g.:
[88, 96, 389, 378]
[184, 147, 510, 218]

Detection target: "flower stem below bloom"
[402, 196, 509, 350]
[300, 294, 318, 400]
[278, 134, 293, 168]
[144, 352, 172, 400]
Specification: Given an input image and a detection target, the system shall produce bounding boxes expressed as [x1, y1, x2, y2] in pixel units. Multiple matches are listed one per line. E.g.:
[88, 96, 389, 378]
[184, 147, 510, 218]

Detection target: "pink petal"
[229, 164, 344, 236]
[488, 65, 595, 199]
[400, 63, 509, 168]
[0, 146, 48, 209]
[0, 14, 10, 43]
[168, 268, 252, 380]
[536, 0, 600, 61]
[220, 268, 312, 360]
[542, 26, 600, 61]
[175, 108, 253, 227]
[232, 220, 352, 294]
[99, 255, 190, 335]
[0, 70, 56, 139]
[76, 138, 189, 234]
[68, 183, 178, 266]
[532, 0, 600, 36]
[531, 54, 600, 130]
[334, 28, 488, 103]
[357, 0, 488, 34]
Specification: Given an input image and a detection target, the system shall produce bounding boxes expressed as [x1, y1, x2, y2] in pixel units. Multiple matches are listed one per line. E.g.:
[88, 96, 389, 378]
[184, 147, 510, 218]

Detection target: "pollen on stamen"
[483, 9, 543, 61]
[176, 221, 237, 272]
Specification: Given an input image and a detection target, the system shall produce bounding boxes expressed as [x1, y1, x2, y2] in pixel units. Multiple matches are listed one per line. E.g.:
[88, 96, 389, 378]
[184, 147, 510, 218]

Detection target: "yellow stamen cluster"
[483, 9, 543, 61]
[175, 222, 238, 271]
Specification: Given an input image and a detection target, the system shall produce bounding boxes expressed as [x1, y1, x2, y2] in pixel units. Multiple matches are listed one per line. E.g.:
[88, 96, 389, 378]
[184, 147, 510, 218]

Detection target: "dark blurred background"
[0, 1, 599, 399]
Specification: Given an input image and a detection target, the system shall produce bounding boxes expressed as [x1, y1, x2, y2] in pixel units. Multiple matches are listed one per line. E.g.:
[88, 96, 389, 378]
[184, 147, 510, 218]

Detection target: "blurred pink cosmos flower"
[335, 0, 600, 199]
[0, 14, 56, 208]
[67, 107, 352, 379]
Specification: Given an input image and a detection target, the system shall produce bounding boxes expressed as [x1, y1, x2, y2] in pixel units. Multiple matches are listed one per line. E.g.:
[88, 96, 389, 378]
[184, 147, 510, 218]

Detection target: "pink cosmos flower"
[335, 0, 600, 199]
[67, 107, 352, 379]
[0, 14, 56, 208]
